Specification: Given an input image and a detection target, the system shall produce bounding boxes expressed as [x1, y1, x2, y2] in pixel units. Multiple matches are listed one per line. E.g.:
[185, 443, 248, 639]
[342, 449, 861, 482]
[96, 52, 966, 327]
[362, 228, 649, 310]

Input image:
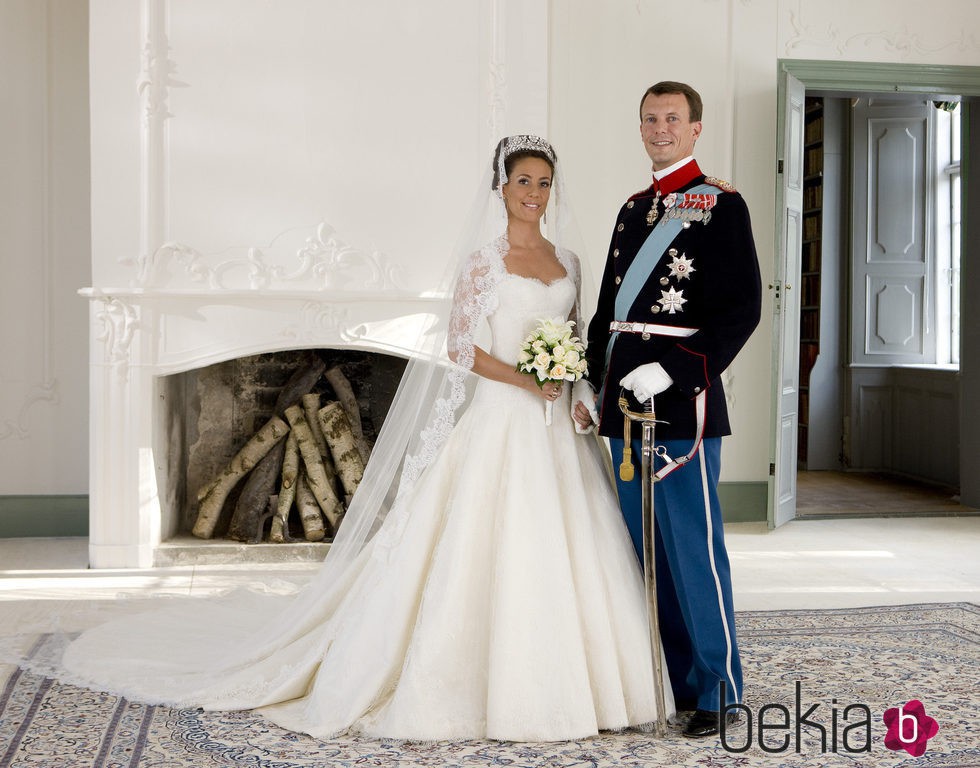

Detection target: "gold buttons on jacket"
[615, 276, 622, 285]
[617, 223, 625, 232]
[651, 305, 661, 313]
[613, 249, 620, 258]
[660, 277, 669, 286]
[627, 201, 635, 209]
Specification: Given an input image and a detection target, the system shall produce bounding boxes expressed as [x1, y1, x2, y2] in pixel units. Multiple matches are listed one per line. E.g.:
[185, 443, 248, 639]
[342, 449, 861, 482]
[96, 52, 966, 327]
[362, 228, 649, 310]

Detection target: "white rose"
[540, 318, 566, 345]
[550, 363, 567, 380]
[552, 345, 566, 362]
[531, 339, 546, 353]
[564, 349, 580, 366]
[533, 352, 551, 370]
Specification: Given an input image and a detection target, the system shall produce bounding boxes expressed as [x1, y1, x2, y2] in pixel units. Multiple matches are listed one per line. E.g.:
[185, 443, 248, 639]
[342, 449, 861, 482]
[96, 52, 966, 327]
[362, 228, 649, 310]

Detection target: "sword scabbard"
[617, 390, 670, 737]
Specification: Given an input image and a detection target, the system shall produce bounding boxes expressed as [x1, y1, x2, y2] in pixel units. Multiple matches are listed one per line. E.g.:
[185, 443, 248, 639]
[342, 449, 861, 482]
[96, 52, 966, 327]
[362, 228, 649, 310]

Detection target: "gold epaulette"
[704, 175, 737, 193]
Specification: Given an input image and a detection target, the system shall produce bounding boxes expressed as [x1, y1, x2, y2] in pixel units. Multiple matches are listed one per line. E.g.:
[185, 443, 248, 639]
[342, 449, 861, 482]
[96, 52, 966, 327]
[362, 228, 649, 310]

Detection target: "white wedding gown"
[58, 272, 670, 742]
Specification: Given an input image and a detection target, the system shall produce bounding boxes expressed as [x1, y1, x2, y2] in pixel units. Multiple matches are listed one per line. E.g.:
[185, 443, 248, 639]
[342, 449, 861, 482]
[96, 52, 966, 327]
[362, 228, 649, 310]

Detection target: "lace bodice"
[487, 274, 576, 362]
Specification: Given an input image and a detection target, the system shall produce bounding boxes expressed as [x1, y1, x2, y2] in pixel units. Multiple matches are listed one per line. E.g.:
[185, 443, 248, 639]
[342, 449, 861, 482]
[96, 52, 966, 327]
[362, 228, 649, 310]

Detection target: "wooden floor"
[796, 470, 979, 518]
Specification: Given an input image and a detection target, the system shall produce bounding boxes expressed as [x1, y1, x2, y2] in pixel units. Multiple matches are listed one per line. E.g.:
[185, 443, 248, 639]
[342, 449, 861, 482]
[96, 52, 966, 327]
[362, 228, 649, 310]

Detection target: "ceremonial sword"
[618, 390, 669, 738]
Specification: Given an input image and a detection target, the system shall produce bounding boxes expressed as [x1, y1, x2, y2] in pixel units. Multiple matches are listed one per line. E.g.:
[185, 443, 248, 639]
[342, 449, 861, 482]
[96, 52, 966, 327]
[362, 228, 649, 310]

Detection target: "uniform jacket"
[586, 160, 762, 442]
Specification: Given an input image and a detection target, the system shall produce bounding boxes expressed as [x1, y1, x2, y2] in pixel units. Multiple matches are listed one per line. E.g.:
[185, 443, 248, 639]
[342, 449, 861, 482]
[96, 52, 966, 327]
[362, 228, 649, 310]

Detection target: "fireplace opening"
[155, 348, 407, 562]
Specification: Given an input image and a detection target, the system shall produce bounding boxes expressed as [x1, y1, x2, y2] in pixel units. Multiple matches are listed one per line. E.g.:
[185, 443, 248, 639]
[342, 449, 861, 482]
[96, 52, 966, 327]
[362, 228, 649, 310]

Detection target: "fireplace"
[148, 348, 406, 565]
[82, 223, 446, 568]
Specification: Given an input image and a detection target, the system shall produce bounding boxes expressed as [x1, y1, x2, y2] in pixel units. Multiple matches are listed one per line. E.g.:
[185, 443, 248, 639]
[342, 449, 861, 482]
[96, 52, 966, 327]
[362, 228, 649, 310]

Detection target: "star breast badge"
[668, 253, 695, 280]
[658, 286, 687, 314]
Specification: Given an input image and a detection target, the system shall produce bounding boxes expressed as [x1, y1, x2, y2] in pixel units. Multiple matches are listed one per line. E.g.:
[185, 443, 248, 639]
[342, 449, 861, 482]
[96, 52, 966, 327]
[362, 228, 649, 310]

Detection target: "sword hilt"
[617, 389, 668, 482]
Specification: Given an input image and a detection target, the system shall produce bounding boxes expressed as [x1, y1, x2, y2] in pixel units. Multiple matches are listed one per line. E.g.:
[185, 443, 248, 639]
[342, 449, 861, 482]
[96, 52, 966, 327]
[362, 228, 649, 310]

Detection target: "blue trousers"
[610, 436, 742, 711]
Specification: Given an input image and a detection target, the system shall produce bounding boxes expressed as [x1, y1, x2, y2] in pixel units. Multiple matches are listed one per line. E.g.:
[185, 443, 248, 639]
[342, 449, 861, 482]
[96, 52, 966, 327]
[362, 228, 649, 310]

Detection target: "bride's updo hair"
[491, 135, 557, 190]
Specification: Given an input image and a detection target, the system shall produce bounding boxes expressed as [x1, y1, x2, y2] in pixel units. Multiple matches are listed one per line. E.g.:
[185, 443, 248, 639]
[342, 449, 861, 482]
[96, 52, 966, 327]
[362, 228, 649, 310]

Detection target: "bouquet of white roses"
[516, 317, 588, 425]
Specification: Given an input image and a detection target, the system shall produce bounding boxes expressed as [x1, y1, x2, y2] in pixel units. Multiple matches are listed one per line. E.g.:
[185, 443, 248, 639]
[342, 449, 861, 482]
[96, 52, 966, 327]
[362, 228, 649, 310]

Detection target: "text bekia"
[720, 682, 872, 754]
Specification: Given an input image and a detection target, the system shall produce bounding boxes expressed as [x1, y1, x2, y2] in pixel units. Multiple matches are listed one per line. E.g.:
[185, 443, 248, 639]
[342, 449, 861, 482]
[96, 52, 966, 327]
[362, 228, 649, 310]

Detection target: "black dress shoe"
[682, 709, 735, 738]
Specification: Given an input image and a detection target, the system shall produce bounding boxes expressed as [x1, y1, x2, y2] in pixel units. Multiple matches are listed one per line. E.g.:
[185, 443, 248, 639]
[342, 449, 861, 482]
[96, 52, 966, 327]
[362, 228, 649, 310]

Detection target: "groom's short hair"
[639, 81, 703, 123]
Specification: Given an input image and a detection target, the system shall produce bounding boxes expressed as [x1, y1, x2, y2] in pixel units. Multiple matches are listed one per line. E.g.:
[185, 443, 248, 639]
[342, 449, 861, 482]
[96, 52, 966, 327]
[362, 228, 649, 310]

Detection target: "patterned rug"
[1, 603, 978, 768]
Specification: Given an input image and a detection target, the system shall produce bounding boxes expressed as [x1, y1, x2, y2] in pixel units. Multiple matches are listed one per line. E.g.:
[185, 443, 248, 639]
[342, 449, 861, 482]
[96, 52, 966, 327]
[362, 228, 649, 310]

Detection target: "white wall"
[0, 0, 90, 495]
[3, 0, 980, 512]
[89, 0, 550, 295]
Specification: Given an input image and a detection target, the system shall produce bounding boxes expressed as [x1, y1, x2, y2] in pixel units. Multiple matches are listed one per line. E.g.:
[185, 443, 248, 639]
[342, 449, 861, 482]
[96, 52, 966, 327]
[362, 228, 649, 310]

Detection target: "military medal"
[662, 192, 717, 226]
[646, 191, 661, 226]
[658, 286, 687, 314]
[668, 253, 695, 280]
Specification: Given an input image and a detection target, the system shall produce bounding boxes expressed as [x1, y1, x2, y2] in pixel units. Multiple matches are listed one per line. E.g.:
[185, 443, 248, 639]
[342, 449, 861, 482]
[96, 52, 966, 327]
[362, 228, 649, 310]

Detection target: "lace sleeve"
[447, 242, 504, 371]
[398, 241, 504, 492]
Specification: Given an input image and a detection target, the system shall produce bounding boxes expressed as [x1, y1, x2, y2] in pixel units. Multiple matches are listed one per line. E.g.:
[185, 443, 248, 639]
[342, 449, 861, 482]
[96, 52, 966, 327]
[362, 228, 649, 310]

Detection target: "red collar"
[653, 160, 703, 196]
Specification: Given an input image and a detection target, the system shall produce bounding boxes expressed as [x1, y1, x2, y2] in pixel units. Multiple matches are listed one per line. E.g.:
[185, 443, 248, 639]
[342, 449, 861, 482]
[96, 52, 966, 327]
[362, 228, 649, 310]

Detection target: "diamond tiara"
[502, 134, 556, 164]
[496, 134, 557, 189]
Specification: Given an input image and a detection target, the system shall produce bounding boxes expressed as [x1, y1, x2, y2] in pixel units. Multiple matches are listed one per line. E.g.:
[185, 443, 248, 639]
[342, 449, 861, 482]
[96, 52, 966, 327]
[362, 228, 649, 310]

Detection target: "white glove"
[620, 363, 673, 404]
[572, 379, 599, 434]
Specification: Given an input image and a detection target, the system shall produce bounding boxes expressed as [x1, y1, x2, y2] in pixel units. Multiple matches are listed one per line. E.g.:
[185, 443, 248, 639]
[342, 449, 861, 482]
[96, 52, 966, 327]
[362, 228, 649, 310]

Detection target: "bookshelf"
[799, 97, 824, 467]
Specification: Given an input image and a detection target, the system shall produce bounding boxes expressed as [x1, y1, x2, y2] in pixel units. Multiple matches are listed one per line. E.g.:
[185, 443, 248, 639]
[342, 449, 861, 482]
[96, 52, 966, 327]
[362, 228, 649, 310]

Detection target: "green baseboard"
[719, 481, 768, 523]
[0, 484, 766, 538]
[0, 495, 89, 538]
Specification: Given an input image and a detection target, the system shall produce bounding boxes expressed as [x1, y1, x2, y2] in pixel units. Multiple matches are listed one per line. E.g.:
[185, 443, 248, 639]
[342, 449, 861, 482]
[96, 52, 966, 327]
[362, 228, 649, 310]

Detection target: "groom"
[573, 81, 761, 739]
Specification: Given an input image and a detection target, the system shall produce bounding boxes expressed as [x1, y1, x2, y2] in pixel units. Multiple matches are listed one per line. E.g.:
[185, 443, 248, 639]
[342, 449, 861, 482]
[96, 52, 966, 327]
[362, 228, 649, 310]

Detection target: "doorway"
[769, 60, 980, 528]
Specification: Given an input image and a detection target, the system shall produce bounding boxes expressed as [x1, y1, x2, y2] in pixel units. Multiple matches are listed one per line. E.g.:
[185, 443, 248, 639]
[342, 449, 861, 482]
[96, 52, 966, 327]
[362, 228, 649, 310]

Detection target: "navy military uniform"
[586, 159, 761, 712]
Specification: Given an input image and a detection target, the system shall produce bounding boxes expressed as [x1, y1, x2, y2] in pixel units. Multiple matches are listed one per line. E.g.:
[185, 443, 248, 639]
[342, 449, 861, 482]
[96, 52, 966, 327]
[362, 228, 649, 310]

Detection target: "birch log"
[284, 405, 344, 528]
[302, 393, 329, 457]
[226, 438, 286, 542]
[270, 430, 300, 543]
[324, 366, 371, 464]
[294, 471, 326, 541]
[269, 507, 286, 543]
[192, 415, 290, 538]
[302, 393, 342, 495]
[317, 401, 366, 499]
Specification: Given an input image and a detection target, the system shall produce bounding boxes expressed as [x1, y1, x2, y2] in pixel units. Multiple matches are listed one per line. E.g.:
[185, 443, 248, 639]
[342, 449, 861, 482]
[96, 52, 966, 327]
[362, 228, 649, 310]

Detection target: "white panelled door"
[769, 71, 805, 529]
[851, 99, 935, 366]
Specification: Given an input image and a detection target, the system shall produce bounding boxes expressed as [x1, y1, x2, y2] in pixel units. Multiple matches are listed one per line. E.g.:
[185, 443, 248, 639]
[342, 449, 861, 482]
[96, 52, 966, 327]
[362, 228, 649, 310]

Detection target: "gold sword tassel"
[619, 394, 635, 481]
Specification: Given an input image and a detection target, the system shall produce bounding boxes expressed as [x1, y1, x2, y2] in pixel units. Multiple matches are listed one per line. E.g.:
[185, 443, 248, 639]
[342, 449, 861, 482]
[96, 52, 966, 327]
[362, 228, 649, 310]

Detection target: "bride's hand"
[535, 380, 563, 402]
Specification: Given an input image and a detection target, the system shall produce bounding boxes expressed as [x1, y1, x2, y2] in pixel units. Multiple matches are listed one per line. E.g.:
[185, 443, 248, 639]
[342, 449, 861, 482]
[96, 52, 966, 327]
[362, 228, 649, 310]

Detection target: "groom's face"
[639, 92, 702, 171]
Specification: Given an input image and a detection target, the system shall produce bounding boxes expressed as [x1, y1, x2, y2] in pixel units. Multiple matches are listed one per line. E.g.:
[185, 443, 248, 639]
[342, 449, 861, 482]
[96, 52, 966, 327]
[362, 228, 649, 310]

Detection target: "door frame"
[769, 59, 980, 527]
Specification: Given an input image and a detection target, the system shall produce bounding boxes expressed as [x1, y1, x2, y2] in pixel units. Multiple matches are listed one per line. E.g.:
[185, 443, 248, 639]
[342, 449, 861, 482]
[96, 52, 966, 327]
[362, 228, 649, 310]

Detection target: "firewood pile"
[191, 357, 373, 544]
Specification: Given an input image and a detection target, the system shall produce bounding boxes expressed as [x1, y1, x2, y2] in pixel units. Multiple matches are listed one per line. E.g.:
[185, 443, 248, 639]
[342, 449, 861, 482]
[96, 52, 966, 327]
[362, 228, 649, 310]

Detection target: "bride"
[46, 136, 672, 742]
